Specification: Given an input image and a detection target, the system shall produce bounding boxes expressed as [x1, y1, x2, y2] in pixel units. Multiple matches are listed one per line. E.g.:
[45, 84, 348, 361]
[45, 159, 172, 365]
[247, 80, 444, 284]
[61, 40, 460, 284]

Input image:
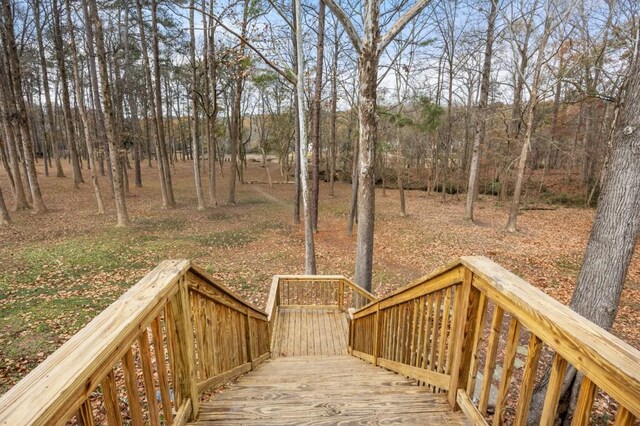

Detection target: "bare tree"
[87, 0, 130, 226]
[465, 0, 498, 222]
[190, 0, 206, 210]
[323, 0, 434, 292]
[65, 0, 105, 214]
[1, 0, 47, 213]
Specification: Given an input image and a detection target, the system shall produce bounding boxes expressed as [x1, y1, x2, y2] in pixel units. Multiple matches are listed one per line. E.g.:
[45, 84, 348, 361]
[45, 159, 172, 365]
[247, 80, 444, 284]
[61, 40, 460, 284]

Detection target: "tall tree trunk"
[0, 182, 9, 225]
[33, 0, 64, 178]
[2, 0, 47, 213]
[465, 0, 497, 222]
[81, 0, 111, 186]
[506, 2, 554, 233]
[294, 0, 317, 274]
[329, 27, 338, 197]
[190, 0, 205, 210]
[310, 0, 325, 232]
[528, 45, 640, 426]
[292, 9, 301, 224]
[52, 0, 83, 188]
[206, 0, 218, 206]
[346, 136, 358, 236]
[151, 0, 176, 207]
[66, 0, 104, 213]
[135, 0, 170, 207]
[0, 58, 29, 210]
[87, 0, 130, 226]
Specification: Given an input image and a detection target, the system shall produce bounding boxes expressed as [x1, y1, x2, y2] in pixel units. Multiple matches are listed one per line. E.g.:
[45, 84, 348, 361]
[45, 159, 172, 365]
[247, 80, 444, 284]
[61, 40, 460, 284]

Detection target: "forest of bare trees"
[2, 0, 640, 420]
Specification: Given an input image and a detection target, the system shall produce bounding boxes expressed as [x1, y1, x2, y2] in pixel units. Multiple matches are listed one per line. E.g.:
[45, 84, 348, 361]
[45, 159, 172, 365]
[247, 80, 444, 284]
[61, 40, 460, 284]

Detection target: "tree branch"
[321, 0, 362, 54]
[191, 6, 295, 86]
[378, 0, 432, 55]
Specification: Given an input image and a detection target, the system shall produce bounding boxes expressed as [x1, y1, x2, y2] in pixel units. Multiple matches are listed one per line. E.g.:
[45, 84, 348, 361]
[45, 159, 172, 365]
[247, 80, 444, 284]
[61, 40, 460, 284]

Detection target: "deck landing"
[271, 307, 349, 357]
[189, 356, 470, 425]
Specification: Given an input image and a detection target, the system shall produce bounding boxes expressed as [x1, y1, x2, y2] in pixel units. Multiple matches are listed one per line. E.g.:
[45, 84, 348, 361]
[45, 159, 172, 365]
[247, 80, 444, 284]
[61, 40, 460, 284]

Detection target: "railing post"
[170, 276, 200, 419]
[447, 267, 482, 410]
[338, 280, 345, 310]
[373, 305, 381, 366]
[245, 309, 254, 369]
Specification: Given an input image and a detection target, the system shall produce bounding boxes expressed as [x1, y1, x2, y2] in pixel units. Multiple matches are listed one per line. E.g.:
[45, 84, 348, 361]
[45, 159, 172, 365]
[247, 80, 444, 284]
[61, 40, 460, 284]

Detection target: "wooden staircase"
[0, 258, 639, 425]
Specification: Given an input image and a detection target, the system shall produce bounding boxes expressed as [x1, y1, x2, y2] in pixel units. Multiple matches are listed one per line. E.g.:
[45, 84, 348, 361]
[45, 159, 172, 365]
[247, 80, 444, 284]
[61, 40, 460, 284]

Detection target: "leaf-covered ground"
[1, 160, 639, 395]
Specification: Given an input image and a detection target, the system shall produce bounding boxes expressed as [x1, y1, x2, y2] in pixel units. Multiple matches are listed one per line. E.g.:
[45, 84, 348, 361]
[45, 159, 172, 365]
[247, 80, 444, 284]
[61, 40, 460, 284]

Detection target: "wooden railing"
[265, 275, 376, 348]
[349, 256, 640, 425]
[0, 260, 270, 426]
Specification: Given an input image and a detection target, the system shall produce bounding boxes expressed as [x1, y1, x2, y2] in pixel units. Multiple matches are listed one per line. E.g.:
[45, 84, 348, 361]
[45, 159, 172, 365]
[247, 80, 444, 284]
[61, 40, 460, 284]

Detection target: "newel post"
[447, 267, 482, 409]
[170, 276, 200, 419]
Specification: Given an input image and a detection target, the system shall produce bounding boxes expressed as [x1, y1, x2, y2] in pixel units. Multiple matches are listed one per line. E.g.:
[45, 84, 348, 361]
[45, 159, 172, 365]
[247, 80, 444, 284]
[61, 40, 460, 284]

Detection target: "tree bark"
[66, 0, 105, 214]
[528, 42, 640, 426]
[88, 0, 130, 226]
[2, 0, 47, 213]
[0, 182, 9, 226]
[310, 0, 325, 232]
[52, 0, 84, 188]
[506, 3, 553, 233]
[151, 0, 176, 207]
[465, 0, 497, 222]
[33, 0, 64, 178]
[190, 0, 205, 210]
[81, 0, 112, 187]
[135, 0, 170, 207]
[0, 56, 29, 210]
[294, 0, 317, 274]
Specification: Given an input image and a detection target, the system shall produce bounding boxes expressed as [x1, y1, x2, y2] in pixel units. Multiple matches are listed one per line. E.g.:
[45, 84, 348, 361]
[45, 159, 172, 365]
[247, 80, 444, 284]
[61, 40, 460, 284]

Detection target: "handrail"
[0, 259, 271, 426]
[349, 256, 640, 425]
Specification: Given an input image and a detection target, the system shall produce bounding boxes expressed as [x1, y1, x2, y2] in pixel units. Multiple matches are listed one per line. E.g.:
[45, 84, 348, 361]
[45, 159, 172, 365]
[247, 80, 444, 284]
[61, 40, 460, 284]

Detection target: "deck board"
[189, 356, 470, 425]
[272, 307, 348, 357]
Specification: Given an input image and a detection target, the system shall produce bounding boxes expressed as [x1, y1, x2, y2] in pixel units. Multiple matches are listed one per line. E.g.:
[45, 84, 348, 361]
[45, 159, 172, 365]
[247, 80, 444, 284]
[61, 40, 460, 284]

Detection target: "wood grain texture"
[462, 256, 640, 418]
[271, 307, 348, 357]
[187, 356, 469, 425]
[0, 259, 190, 426]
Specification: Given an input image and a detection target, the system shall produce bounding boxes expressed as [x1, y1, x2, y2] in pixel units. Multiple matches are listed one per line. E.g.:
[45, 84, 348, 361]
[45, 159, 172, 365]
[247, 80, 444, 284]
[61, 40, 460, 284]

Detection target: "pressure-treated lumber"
[0, 259, 190, 425]
[187, 356, 470, 425]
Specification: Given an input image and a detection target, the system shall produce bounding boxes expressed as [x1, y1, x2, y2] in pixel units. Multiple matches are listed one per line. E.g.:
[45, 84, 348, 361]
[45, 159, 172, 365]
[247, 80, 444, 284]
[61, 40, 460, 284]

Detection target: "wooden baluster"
[409, 299, 419, 366]
[420, 293, 435, 382]
[438, 287, 452, 384]
[514, 334, 543, 426]
[122, 347, 144, 426]
[338, 281, 344, 310]
[571, 377, 597, 426]
[413, 296, 426, 369]
[373, 305, 381, 365]
[478, 305, 504, 415]
[101, 370, 122, 426]
[245, 309, 254, 368]
[138, 329, 161, 426]
[493, 317, 522, 426]
[76, 399, 94, 426]
[466, 292, 488, 398]
[429, 291, 443, 374]
[613, 407, 636, 425]
[448, 269, 482, 407]
[401, 303, 408, 364]
[539, 354, 568, 425]
[151, 316, 173, 424]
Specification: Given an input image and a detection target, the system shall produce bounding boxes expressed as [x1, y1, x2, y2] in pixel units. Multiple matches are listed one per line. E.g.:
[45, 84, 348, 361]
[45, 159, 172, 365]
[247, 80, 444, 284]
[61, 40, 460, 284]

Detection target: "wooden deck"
[189, 356, 470, 425]
[271, 307, 349, 357]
